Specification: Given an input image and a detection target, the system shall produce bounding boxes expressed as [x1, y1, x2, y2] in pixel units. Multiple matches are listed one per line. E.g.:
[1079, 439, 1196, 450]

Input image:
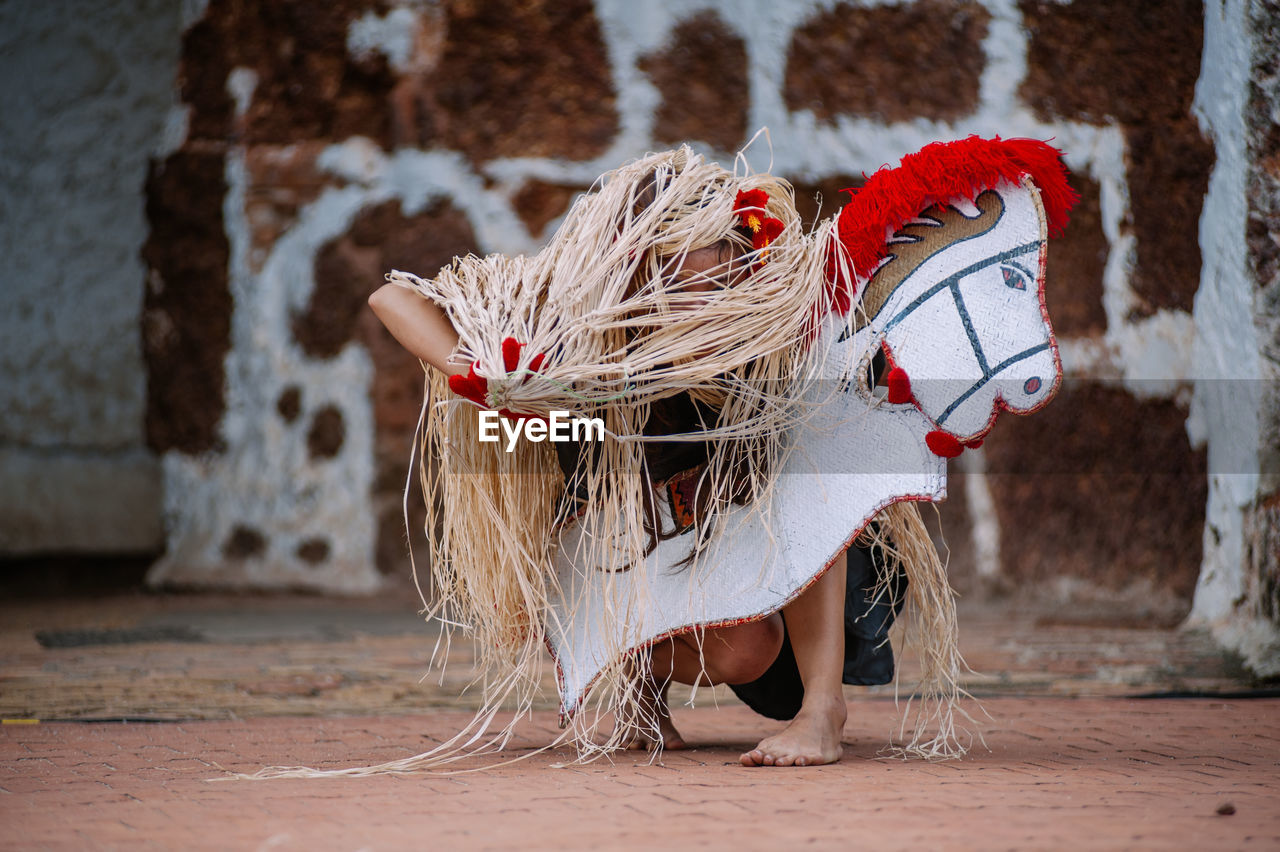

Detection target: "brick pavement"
[0, 593, 1251, 722]
[2, 698, 1277, 850]
[1, 591, 1273, 848]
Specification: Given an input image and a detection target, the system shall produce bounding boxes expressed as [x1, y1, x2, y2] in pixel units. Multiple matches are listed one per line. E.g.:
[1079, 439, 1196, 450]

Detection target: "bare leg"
[627, 615, 783, 750]
[741, 550, 848, 767]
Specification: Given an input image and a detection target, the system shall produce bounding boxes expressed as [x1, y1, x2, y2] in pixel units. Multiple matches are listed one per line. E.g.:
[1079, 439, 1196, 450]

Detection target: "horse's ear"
[826, 136, 1079, 313]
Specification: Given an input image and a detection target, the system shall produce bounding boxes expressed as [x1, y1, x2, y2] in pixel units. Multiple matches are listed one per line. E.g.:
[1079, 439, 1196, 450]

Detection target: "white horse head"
[855, 177, 1061, 453]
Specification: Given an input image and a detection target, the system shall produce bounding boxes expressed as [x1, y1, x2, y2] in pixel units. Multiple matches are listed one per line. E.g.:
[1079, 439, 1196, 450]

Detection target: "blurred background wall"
[1, 0, 185, 556]
[2, 0, 1276, 673]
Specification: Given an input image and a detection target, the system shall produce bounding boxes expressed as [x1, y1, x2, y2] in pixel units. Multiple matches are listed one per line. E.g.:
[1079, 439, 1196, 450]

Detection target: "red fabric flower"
[734, 189, 770, 233]
[752, 216, 785, 251]
[734, 189, 786, 270]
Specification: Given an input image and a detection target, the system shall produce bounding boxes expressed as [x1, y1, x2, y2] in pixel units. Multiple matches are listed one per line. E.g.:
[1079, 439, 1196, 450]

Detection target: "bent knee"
[703, 614, 784, 685]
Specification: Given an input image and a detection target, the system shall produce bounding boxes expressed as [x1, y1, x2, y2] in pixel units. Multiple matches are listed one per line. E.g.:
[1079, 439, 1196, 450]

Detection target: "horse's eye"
[1001, 264, 1029, 290]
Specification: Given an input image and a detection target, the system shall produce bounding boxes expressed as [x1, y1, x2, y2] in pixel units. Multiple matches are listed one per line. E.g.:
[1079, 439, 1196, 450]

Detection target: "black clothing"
[727, 538, 907, 721]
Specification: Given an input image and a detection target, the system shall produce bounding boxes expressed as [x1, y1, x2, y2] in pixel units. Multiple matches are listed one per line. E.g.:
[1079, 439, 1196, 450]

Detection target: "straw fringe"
[868, 501, 978, 760]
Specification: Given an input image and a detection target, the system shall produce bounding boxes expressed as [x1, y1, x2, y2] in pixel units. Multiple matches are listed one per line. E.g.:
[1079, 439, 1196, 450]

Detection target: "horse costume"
[254, 135, 1077, 777]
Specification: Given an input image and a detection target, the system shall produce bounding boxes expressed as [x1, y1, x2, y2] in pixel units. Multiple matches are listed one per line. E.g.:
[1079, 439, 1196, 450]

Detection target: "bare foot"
[623, 678, 686, 751]
[740, 695, 846, 767]
[625, 712, 686, 751]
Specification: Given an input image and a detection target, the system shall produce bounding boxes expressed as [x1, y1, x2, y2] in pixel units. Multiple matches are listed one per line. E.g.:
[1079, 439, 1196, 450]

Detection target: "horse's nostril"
[1024, 376, 1042, 394]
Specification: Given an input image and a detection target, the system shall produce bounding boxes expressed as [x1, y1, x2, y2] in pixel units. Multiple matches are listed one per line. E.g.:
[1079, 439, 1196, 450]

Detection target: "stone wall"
[0, 0, 185, 554]
[5, 1, 1274, 669]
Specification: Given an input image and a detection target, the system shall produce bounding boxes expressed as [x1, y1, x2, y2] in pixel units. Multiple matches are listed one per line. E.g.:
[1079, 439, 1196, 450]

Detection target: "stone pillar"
[1185, 0, 1280, 676]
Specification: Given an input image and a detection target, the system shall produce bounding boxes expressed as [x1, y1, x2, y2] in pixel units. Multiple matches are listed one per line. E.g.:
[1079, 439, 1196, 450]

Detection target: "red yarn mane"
[828, 136, 1079, 313]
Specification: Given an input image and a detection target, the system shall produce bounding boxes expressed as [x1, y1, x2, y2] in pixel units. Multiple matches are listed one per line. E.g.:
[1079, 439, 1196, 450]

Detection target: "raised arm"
[368, 283, 467, 377]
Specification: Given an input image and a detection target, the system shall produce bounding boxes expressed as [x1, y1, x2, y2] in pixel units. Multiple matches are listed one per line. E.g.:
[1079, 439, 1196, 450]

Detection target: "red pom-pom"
[447, 372, 467, 397]
[448, 365, 488, 405]
[925, 430, 964, 458]
[886, 367, 912, 404]
[501, 337, 522, 373]
[963, 437, 984, 449]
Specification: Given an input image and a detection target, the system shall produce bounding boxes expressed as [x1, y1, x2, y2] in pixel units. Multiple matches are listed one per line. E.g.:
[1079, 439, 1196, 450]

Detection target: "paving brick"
[1, 594, 1273, 847]
[3, 698, 1278, 848]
